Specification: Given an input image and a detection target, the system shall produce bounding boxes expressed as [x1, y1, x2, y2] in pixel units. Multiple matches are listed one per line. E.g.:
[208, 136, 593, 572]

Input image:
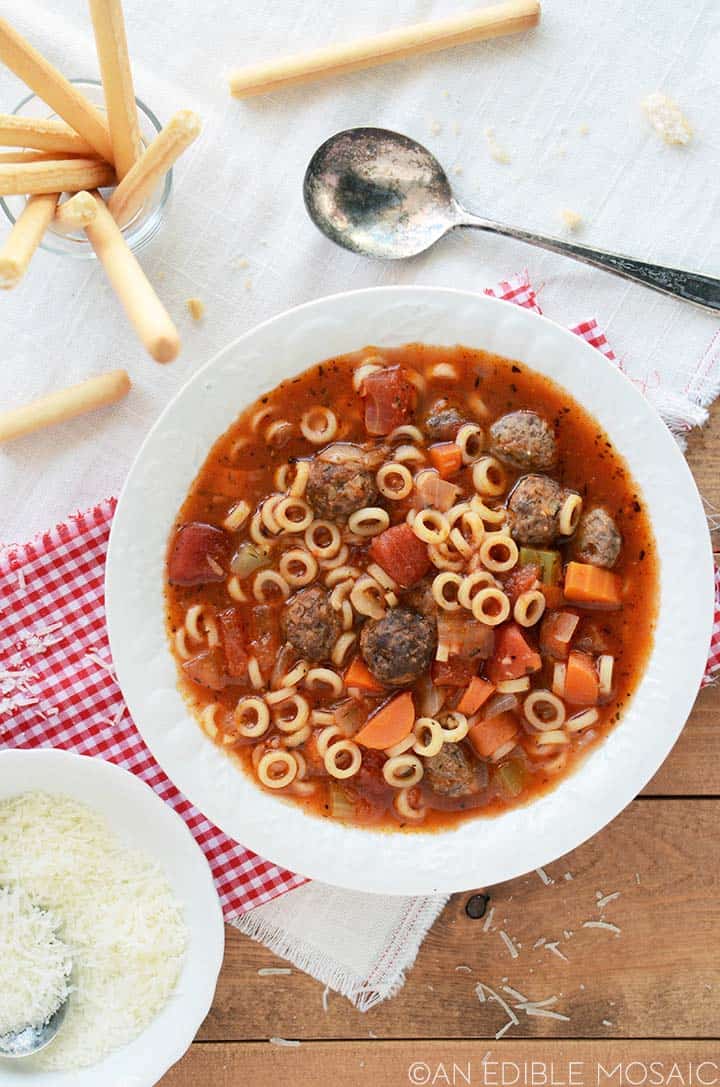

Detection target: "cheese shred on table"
[0, 886, 71, 1037]
[0, 792, 188, 1071]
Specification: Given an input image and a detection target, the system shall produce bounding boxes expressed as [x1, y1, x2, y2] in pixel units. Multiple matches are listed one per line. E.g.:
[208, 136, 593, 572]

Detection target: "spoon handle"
[460, 214, 720, 313]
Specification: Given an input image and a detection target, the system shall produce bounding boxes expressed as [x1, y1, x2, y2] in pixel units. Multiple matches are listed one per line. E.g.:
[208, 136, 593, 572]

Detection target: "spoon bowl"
[304, 127, 720, 312]
[304, 127, 457, 259]
[0, 995, 69, 1059]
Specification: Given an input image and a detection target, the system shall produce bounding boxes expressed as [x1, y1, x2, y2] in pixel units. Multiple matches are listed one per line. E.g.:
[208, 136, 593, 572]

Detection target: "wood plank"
[643, 685, 720, 795]
[162, 1040, 720, 1086]
[198, 800, 719, 1043]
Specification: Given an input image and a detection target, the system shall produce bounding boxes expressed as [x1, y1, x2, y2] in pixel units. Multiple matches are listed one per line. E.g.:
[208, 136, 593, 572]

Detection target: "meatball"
[360, 608, 436, 687]
[574, 508, 621, 568]
[425, 743, 484, 798]
[424, 406, 465, 441]
[282, 586, 340, 661]
[401, 578, 437, 623]
[306, 453, 378, 521]
[490, 410, 557, 472]
[507, 474, 564, 547]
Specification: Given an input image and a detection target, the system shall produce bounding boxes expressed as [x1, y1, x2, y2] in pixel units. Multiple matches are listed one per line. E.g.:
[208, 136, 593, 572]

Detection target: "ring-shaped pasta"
[250, 405, 274, 433]
[257, 750, 297, 789]
[185, 604, 219, 647]
[471, 496, 508, 526]
[265, 685, 298, 705]
[310, 709, 335, 727]
[438, 711, 469, 743]
[353, 361, 382, 391]
[432, 571, 464, 611]
[446, 502, 472, 527]
[394, 787, 427, 822]
[283, 724, 312, 748]
[329, 579, 354, 612]
[227, 575, 248, 603]
[448, 526, 473, 559]
[472, 456, 507, 497]
[200, 703, 222, 741]
[250, 509, 275, 546]
[305, 667, 344, 697]
[350, 575, 386, 619]
[293, 751, 308, 780]
[260, 493, 284, 535]
[489, 738, 518, 763]
[174, 628, 192, 660]
[300, 406, 338, 445]
[471, 587, 511, 626]
[383, 754, 424, 788]
[324, 565, 361, 590]
[304, 519, 342, 560]
[253, 569, 290, 603]
[324, 740, 362, 780]
[273, 693, 310, 734]
[289, 460, 310, 498]
[265, 419, 294, 448]
[366, 563, 398, 593]
[247, 656, 264, 690]
[316, 725, 343, 758]
[376, 462, 414, 500]
[412, 508, 450, 545]
[479, 534, 519, 573]
[524, 689, 566, 731]
[223, 500, 250, 532]
[393, 443, 426, 466]
[388, 424, 424, 444]
[457, 570, 498, 610]
[385, 734, 417, 758]
[331, 631, 357, 668]
[428, 542, 464, 572]
[234, 696, 270, 738]
[403, 368, 426, 395]
[347, 507, 390, 537]
[535, 729, 570, 746]
[278, 548, 318, 587]
[274, 463, 290, 491]
[456, 422, 485, 464]
[274, 496, 314, 533]
[513, 589, 546, 628]
[558, 492, 583, 535]
[496, 676, 530, 694]
[428, 361, 458, 382]
[412, 717, 444, 758]
[319, 543, 350, 570]
[340, 599, 354, 631]
[566, 707, 600, 733]
[282, 660, 310, 688]
[552, 662, 567, 698]
[598, 654, 614, 698]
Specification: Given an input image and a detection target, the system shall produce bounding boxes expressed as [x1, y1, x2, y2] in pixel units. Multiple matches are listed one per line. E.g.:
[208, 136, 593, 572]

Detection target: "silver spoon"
[304, 127, 720, 313]
[0, 997, 69, 1059]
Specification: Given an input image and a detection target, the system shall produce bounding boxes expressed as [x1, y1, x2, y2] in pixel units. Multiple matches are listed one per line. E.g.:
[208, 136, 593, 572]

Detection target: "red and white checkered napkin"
[1, 276, 718, 928]
[0, 498, 306, 919]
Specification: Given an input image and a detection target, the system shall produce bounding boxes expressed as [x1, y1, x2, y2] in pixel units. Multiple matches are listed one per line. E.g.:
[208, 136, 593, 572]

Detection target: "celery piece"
[328, 783, 355, 822]
[519, 546, 561, 585]
[230, 541, 271, 579]
[495, 759, 525, 798]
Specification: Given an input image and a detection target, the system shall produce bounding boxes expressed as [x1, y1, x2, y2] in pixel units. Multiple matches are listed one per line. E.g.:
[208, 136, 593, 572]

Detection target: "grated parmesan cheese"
[0, 793, 187, 1071]
[484, 127, 511, 164]
[642, 92, 692, 145]
[0, 887, 71, 1036]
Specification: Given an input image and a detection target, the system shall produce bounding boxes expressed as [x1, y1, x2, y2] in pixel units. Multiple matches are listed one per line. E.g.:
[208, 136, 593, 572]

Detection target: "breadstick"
[89, 0, 141, 178]
[84, 193, 180, 363]
[229, 0, 540, 97]
[54, 191, 98, 231]
[0, 114, 95, 155]
[0, 157, 115, 196]
[0, 192, 58, 288]
[108, 109, 201, 225]
[0, 149, 92, 164]
[0, 370, 130, 443]
[0, 17, 113, 161]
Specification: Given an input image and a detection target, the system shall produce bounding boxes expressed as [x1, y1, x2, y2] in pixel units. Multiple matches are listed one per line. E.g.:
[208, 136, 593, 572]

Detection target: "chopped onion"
[437, 613, 494, 660]
[231, 541, 271, 578]
[270, 642, 297, 690]
[334, 699, 365, 737]
[482, 692, 519, 719]
[328, 783, 355, 821]
[416, 673, 446, 718]
[415, 469, 459, 513]
[318, 442, 364, 464]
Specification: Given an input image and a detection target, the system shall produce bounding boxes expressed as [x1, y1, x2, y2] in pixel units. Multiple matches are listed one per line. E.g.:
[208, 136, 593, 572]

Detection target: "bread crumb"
[484, 127, 510, 164]
[454, 166, 463, 175]
[233, 257, 249, 270]
[560, 208, 583, 231]
[578, 124, 590, 136]
[244, 277, 253, 290]
[642, 92, 692, 145]
[430, 120, 442, 136]
[186, 297, 205, 321]
[452, 121, 461, 136]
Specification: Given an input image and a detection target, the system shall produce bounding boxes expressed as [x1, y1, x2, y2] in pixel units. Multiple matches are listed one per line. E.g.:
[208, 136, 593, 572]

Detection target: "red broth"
[165, 344, 658, 831]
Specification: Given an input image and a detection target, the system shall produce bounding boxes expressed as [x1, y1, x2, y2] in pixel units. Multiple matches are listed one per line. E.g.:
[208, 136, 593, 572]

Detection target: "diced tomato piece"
[431, 656, 477, 687]
[168, 522, 230, 586]
[182, 650, 228, 691]
[541, 584, 565, 609]
[218, 608, 248, 678]
[539, 610, 580, 660]
[362, 367, 416, 435]
[486, 623, 542, 684]
[503, 563, 540, 604]
[369, 522, 431, 588]
[457, 676, 495, 715]
[436, 613, 495, 660]
[249, 604, 280, 674]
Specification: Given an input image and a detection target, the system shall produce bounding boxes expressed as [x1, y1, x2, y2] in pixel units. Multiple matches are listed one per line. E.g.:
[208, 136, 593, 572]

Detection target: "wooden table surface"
[163, 408, 720, 1086]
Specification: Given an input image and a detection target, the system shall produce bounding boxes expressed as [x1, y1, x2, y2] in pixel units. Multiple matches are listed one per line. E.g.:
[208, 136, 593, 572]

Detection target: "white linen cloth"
[1, 0, 719, 1007]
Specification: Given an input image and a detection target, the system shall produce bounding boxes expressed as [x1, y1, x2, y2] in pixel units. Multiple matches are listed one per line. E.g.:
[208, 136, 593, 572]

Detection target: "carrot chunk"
[354, 691, 415, 750]
[486, 623, 542, 684]
[564, 650, 600, 705]
[369, 522, 431, 588]
[564, 561, 622, 608]
[457, 676, 496, 715]
[468, 712, 518, 759]
[344, 656, 385, 693]
[428, 442, 463, 479]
